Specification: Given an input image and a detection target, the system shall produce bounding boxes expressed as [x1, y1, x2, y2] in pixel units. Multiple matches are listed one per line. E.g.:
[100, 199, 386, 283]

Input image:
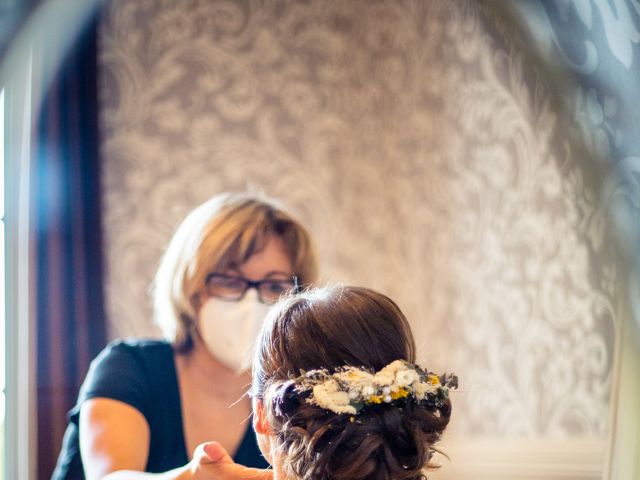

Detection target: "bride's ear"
[252, 398, 274, 465]
[253, 398, 269, 435]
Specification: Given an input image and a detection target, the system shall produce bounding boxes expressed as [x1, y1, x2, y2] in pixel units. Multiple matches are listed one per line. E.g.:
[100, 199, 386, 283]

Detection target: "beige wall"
[99, 0, 617, 453]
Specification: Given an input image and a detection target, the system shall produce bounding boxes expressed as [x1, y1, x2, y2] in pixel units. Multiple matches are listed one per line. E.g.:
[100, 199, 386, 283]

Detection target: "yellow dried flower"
[391, 388, 409, 400]
[428, 374, 440, 386]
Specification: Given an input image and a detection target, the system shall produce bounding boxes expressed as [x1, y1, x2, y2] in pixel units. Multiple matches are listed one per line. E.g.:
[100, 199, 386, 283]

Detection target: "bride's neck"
[271, 465, 293, 480]
[264, 449, 295, 480]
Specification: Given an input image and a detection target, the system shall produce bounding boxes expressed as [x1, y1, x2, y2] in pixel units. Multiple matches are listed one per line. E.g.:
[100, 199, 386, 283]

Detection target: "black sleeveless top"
[52, 339, 268, 479]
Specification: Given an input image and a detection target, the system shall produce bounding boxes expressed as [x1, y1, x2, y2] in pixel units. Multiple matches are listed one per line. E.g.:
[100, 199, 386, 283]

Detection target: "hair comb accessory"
[290, 360, 458, 415]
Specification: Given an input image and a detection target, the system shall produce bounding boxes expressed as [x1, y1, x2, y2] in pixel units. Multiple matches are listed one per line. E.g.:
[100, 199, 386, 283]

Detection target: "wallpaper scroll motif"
[100, 0, 617, 437]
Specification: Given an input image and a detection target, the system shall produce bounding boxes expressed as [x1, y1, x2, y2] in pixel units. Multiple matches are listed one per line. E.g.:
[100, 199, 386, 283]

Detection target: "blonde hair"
[153, 192, 318, 351]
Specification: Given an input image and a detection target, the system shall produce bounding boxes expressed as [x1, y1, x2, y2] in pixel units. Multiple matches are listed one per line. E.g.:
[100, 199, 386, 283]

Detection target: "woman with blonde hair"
[53, 192, 317, 480]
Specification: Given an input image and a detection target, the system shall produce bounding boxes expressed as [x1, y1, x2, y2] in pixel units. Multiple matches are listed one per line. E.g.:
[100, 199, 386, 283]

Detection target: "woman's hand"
[181, 442, 273, 480]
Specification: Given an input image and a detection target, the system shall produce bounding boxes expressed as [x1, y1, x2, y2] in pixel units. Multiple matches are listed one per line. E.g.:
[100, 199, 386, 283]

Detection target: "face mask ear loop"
[193, 284, 208, 319]
[242, 289, 271, 372]
[189, 312, 207, 352]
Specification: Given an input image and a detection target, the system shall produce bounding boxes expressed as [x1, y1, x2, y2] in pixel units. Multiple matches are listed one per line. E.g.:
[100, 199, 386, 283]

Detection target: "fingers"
[193, 442, 274, 480]
[191, 443, 209, 465]
[202, 441, 231, 464]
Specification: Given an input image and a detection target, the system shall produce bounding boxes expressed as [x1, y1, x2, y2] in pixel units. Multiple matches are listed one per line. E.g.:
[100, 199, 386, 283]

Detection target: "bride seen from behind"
[250, 285, 457, 480]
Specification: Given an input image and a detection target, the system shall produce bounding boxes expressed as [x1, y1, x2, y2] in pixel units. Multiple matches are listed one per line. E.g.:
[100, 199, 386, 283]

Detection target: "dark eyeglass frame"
[204, 272, 300, 304]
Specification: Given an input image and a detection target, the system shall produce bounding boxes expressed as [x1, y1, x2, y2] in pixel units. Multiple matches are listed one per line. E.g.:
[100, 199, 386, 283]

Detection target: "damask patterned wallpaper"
[99, 0, 618, 438]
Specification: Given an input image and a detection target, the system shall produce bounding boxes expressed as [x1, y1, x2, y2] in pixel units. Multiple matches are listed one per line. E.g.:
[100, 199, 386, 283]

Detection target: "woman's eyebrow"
[217, 266, 241, 275]
[261, 271, 293, 279]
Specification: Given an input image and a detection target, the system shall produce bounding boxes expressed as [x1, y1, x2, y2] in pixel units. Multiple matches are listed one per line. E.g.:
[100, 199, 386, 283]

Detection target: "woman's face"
[194, 234, 295, 373]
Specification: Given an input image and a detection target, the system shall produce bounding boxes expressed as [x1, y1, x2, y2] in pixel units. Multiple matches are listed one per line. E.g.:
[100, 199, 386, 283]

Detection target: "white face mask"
[196, 289, 271, 374]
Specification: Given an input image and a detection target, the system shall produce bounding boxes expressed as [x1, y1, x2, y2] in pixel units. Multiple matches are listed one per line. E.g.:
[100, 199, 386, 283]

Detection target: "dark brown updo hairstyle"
[252, 286, 452, 480]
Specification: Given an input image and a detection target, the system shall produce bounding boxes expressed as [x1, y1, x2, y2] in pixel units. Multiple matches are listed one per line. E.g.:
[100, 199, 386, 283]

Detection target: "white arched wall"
[100, 1, 621, 477]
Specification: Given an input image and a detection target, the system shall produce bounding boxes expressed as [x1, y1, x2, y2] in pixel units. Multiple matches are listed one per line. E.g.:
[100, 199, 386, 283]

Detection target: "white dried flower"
[395, 369, 419, 387]
[311, 381, 356, 414]
[362, 385, 375, 397]
[373, 360, 405, 386]
[335, 368, 375, 389]
[413, 381, 439, 400]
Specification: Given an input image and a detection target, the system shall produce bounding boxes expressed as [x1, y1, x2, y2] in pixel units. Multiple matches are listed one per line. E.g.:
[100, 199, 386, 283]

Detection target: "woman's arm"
[79, 397, 158, 479]
[79, 398, 272, 480]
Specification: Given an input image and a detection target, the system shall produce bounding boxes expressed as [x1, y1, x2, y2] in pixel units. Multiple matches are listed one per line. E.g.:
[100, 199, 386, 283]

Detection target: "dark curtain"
[32, 15, 107, 479]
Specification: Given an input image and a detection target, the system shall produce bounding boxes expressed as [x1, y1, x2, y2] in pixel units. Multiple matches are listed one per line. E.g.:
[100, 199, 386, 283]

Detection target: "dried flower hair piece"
[291, 360, 458, 415]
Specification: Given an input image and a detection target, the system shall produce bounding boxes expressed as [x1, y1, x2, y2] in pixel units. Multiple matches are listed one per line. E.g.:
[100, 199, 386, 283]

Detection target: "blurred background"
[2, 0, 639, 479]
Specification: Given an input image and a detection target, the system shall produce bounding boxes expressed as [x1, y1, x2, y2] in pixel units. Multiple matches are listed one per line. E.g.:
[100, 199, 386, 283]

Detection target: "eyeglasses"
[204, 273, 299, 305]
